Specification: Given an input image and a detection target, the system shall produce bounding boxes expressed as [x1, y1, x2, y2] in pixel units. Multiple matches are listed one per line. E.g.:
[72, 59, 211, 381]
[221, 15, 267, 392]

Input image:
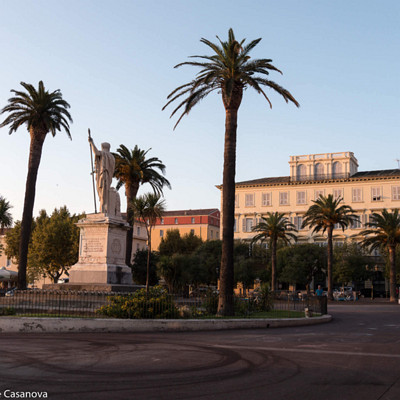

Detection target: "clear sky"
[1, 0, 399, 222]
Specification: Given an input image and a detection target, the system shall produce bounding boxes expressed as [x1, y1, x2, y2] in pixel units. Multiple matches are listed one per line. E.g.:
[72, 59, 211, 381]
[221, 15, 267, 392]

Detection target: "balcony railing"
[291, 173, 350, 182]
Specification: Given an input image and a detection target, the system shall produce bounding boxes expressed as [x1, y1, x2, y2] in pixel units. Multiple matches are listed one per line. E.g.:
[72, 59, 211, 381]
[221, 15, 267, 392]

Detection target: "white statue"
[109, 187, 121, 218]
[89, 138, 115, 215]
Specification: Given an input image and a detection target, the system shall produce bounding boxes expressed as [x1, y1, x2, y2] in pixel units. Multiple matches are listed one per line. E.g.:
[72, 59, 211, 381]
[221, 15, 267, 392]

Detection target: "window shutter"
[242, 218, 246, 232]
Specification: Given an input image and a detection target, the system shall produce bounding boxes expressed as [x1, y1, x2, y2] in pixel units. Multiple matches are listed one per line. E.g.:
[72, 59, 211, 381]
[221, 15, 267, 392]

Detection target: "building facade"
[218, 152, 400, 245]
[151, 209, 220, 251]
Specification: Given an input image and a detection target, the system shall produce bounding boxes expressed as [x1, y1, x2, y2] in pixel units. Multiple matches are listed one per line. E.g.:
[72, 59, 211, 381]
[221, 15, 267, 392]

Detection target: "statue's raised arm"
[88, 137, 115, 215]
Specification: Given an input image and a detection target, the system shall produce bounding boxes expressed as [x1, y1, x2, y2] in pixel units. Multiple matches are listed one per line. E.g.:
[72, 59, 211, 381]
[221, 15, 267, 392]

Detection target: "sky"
[0, 0, 399, 222]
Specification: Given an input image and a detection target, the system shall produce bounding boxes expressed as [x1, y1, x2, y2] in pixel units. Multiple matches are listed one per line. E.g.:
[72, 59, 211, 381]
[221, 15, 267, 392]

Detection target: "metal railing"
[291, 173, 350, 182]
[0, 289, 327, 319]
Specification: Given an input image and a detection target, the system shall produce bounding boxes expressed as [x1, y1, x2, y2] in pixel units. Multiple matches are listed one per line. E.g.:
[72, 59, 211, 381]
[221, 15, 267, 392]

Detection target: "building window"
[351, 216, 362, 229]
[292, 216, 303, 230]
[333, 188, 343, 200]
[279, 192, 289, 205]
[352, 188, 362, 202]
[332, 161, 342, 178]
[160, 230, 164, 237]
[234, 218, 237, 232]
[136, 243, 140, 251]
[262, 192, 271, 206]
[296, 191, 306, 205]
[245, 193, 254, 207]
[161, 218, 164, 225]
[392, 186, 400, 200]
[191, 229, 195, 235]
[371, 187, 382, 202]
[315, 190, 324, 200]
[242, 218, 254, 232]
[175, 218, 178, 224]
[137, 226, 140, 236]
[210, 230, 213, 238]
[235, 194, 239, 208]
[315, 163, 324, 179]
[191, 217, 195, 224]
[297, 164, 307, 180]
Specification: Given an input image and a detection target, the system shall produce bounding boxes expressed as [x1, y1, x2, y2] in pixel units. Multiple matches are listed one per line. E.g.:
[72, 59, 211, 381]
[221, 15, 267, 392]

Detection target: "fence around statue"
[0, 289, 327, 319]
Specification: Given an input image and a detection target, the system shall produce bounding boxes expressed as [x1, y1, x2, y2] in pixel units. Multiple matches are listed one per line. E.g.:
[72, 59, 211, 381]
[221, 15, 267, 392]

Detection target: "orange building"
[151, 209, 220, 251]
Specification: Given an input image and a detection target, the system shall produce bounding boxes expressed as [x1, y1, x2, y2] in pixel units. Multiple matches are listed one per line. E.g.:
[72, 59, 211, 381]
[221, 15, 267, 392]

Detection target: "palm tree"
[302, 194, 357, 300]
[0, 196, 13, 231]
[0, 81, 72, 289]
[251, 212, 297, 291]
[359, 209, 400, 302]
[113, 145, 171, 265]
[131, 193, 166, 292]
[163, 28, 299, 315]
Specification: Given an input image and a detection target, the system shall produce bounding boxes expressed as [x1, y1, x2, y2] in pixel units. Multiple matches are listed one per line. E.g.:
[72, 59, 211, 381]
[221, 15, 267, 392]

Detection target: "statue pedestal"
[68, 213, 133, 285]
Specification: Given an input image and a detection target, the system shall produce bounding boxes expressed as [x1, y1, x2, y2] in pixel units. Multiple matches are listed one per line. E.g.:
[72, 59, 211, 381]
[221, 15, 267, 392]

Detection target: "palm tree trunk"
[218, 107, 239, 316]
[327, 226, 333, 300]
[271, 238, 277, 292]
[388, 245, 397, 302]
[146, 226, 151, 294]
[18, 129, 47, 290]
[125, 183, 139, 266]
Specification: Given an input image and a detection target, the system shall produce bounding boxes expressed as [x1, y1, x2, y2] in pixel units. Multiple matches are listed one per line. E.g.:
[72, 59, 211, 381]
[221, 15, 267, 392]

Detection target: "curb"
[0, 314, 332, 333]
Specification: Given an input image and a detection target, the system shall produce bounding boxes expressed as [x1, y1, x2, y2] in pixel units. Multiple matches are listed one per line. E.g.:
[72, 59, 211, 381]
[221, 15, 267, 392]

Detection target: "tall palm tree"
[0, 81, 72, 289]
[163, 28, 299, 315]
[131, 193, 166, 293]
[302, 194, 357, 300]
[0, 196, 13, 231]
[251, 212, 297, 291]
[113, 145, 171, 265]
[360, 209, 400, 302]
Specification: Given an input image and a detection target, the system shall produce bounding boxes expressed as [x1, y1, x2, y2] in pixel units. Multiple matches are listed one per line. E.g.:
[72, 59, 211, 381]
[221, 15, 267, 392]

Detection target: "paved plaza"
[1, 303, 399, 400]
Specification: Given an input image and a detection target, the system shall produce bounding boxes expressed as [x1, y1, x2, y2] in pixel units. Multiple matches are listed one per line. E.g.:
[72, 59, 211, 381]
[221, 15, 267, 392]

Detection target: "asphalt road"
[1, 303, 399, 400]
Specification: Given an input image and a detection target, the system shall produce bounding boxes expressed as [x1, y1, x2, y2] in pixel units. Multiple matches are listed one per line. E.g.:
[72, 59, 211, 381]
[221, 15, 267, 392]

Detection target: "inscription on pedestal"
[83, 238, 105, 254]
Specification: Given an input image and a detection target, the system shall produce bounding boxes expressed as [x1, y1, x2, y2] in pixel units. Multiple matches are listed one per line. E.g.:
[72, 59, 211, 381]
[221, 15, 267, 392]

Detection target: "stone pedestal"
[69, 213, 133, 285]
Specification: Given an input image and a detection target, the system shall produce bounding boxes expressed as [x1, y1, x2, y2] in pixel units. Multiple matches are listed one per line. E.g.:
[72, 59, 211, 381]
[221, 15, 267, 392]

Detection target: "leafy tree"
[0, 81, 72, 289]
[5, 220, 34, 265]
[131, 249, 159, 286]
[333, 242, 372, 288]
[302, 194, 357, 300]
[359, 209, 400, 302]
[159, 229, 203, 256]
[251, 212, 297, 292]
[234, 258, 257, 296]
[277, 244, 326, 293]
[157, 253, 191, 294]
[158, 229, 184, 256]
[113, 145, 170, 265]
[131, 193, 166, 292]
[163, 29, 299, 315]
[193, 240, 222, 285]
[27, 207, 82, 283]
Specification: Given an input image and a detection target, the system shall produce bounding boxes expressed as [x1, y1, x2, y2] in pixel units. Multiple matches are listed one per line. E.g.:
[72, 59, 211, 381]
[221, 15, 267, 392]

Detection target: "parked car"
[5, 287, 17, 297]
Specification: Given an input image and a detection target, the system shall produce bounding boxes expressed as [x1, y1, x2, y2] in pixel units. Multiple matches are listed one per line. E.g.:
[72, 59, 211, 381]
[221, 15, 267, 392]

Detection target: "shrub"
[96, 286, 179, 319]
[202, 289, 219, 315]
[0, 307, 16, 316]
[254, 283, 274, 312]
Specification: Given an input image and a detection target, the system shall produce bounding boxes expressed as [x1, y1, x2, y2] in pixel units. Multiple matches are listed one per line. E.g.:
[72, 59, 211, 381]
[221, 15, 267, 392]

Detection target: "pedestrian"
[315, 285, 324, 296]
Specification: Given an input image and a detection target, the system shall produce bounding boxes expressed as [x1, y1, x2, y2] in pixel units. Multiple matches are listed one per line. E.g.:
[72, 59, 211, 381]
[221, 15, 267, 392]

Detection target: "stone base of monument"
[65, 213, 135, 289]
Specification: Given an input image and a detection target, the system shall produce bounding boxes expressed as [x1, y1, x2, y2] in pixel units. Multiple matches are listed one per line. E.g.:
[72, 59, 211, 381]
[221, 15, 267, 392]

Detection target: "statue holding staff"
[88, 136, 115, 215]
